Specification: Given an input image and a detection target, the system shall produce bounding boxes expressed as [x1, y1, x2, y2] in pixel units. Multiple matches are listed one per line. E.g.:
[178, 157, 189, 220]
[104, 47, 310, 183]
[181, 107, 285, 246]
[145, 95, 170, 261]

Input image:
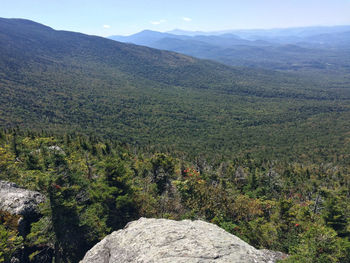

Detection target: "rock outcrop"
[0, 181, 45, 217]
[0, 181, 45, 235]
[81, 217, 286, 263]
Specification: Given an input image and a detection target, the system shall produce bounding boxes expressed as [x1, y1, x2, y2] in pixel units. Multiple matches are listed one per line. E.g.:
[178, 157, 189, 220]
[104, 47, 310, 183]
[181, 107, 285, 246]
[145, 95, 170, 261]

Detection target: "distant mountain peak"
[167, 29, 211, 36]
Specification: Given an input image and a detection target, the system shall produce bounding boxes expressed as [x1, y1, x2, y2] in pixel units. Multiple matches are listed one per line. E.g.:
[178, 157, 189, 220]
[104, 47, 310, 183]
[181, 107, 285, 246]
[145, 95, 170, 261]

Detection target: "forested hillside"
[0, 18, 350, 162]
[1, 130, 350, 262]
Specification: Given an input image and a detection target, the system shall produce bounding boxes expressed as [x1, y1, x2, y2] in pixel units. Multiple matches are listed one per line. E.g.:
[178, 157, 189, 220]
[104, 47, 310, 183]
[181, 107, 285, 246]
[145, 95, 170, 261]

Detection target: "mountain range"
[109, 26, 350, 77]
[166, 25, 350, 36]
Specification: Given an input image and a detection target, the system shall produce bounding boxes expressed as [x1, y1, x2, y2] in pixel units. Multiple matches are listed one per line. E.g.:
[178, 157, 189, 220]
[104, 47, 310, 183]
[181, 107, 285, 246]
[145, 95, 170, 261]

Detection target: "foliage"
[285, 225, 350, 263]
[0, 211, 23, 262]
[0, 131, 350, 262]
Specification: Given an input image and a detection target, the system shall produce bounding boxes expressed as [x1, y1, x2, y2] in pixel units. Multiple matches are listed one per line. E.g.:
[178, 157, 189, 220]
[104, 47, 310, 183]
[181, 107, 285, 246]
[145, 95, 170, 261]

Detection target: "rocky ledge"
[0, 180, 45, 236]
[81, 217, 286, 263]
[0, 180, 45, 217]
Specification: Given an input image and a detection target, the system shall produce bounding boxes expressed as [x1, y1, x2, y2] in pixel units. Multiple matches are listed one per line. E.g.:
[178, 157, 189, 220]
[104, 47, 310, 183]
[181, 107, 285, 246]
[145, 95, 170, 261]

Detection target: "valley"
[1, 16, 350, 263]
[1, 18, 349, 162]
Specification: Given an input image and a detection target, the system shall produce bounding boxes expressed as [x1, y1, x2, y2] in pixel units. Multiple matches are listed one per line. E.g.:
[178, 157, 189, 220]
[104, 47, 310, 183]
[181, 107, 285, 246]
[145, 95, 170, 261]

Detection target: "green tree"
[150, 154, 175, 195]
[323, 192, 349, 238]
[0, 224, 23, 263]
[285, 225, 350, 263]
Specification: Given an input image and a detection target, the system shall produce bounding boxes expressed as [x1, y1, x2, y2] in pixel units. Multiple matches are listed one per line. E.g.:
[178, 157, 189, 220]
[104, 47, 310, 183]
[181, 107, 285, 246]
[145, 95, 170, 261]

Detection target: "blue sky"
[1, 0, 350, 36]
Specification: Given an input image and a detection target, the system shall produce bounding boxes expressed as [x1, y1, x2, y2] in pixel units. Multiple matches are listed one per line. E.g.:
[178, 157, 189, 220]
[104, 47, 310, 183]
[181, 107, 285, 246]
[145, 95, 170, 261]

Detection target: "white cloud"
[182, 17, 192, 22]
[103, 25, 111, 29]
[150, 19, 166, 25]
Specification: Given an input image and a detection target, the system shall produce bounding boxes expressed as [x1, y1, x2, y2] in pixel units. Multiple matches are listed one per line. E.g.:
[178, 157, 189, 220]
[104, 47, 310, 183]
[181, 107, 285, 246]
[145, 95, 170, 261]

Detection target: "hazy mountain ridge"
[166, 25, 350, 39]
[108, 26, 350, 76]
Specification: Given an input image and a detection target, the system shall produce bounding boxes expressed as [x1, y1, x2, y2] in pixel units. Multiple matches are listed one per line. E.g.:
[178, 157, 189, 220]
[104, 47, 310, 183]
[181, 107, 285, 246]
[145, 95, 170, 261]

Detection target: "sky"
[1, 0, 350, 36]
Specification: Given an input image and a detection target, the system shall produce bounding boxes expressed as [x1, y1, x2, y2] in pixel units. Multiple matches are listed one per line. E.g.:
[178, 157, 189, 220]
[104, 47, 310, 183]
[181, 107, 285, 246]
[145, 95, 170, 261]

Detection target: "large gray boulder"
[81, 218, 286, 263]
[0, 181, 45, 217]
[0, 180, 45, 236]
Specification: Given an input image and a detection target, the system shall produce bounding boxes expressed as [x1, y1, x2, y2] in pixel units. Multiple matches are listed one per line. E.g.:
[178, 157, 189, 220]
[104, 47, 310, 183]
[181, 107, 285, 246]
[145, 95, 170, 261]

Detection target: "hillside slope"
[1, 18, 350, 161]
